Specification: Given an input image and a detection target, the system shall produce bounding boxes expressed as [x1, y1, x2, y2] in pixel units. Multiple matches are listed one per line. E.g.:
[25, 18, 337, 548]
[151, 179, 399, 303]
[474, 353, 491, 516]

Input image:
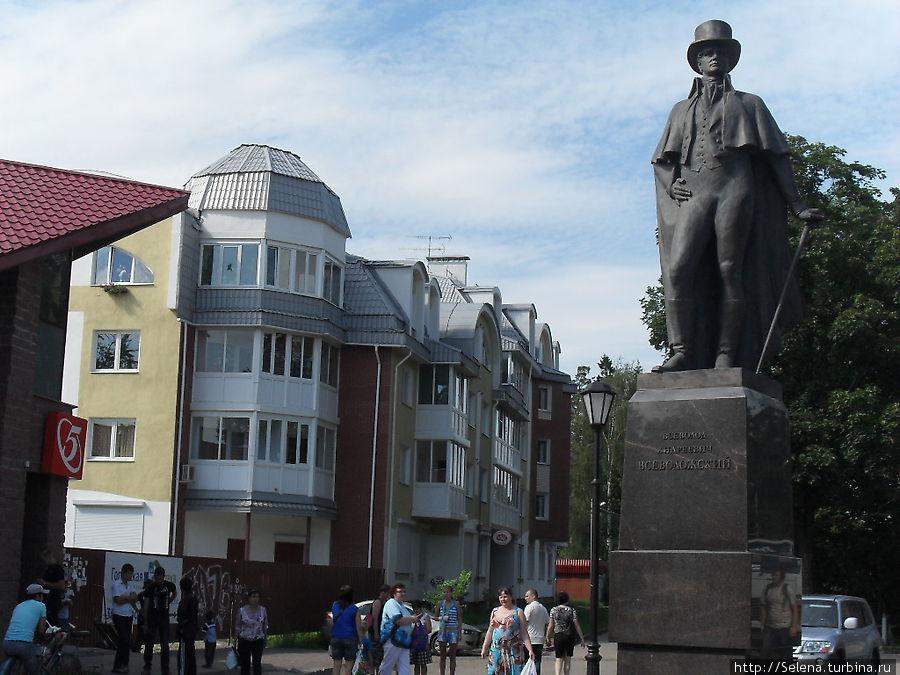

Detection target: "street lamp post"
[580, 379, 616, 675]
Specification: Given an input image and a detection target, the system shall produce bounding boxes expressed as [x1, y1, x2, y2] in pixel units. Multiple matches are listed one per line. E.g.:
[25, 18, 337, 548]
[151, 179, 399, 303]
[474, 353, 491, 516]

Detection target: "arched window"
[92, 246, 154, 285]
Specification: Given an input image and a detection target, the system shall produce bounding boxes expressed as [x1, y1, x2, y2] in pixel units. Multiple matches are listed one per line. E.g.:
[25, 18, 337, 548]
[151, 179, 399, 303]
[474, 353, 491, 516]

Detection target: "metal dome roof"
[187, 144, 351, 238]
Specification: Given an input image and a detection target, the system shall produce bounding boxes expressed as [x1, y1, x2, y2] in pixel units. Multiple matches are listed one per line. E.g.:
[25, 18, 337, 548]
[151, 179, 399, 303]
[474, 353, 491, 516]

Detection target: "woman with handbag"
[234, 590, 268, 675]
[330, 585, 365, 675]
[480, 587, 535, 675]
[545, 593, 584, 675]
[379, 584, 421, 675]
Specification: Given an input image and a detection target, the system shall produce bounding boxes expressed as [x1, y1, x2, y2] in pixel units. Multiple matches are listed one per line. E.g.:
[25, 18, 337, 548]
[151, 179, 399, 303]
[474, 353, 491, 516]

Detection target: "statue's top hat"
[687, 20, 741, 74]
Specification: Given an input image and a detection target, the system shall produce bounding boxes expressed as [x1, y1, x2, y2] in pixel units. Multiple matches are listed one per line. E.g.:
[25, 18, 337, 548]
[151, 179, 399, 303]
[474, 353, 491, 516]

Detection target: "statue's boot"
[652, 299, 694, 372]
[715, 299, 745, 368]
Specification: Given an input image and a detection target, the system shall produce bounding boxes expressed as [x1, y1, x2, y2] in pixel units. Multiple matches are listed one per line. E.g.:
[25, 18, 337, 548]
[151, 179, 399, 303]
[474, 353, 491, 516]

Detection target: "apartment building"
[62, 145, 571, 599]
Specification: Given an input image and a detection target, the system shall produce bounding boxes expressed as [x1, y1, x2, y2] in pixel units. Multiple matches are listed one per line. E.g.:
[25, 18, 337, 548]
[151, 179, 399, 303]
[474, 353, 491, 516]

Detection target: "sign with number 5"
[41, 412, 87, 479]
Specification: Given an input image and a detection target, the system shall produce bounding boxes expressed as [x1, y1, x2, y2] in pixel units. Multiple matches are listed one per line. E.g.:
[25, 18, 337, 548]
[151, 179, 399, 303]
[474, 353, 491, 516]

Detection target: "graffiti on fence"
[183, 563, 246, 634]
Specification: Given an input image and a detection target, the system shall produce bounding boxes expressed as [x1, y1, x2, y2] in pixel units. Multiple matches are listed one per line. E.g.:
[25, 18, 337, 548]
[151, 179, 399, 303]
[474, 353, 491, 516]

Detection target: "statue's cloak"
[651, 77, 803, 369]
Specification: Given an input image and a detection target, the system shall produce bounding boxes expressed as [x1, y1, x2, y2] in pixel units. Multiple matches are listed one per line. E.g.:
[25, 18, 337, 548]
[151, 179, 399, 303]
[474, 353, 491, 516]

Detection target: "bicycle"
[1, 626, 82, 675]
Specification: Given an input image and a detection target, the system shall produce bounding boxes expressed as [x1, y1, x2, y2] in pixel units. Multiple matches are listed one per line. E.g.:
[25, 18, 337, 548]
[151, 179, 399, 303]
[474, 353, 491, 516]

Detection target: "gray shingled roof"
[186, 144, 351, 238]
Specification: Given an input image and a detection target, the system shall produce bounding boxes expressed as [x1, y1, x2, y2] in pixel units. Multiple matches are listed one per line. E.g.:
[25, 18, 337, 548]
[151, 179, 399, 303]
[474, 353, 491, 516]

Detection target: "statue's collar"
[689, 74, 734, 98]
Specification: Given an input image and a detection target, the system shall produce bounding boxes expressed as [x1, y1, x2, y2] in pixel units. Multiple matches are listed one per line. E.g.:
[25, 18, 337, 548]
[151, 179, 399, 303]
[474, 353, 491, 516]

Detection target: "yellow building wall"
[69, 217, 181, 503]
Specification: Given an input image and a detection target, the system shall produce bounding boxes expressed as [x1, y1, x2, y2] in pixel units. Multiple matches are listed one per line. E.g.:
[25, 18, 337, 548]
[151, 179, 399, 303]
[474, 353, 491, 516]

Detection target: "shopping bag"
[225, 647, 239, 670]
[352, 647, 365, 675]
[520, 658, 536, 675]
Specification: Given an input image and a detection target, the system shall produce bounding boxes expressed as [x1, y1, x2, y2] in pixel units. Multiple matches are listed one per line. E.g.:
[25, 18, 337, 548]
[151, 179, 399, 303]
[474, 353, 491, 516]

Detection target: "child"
[202, 611, 217, 668]
[409, 601, 432, 675]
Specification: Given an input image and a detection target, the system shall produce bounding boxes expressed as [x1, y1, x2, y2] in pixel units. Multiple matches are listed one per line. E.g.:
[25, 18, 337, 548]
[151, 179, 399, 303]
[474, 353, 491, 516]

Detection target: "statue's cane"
[755, 222, 813, 374]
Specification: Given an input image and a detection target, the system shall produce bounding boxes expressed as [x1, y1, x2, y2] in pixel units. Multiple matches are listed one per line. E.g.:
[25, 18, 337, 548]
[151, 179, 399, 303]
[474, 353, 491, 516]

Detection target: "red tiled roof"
[0, 159, 188, 271]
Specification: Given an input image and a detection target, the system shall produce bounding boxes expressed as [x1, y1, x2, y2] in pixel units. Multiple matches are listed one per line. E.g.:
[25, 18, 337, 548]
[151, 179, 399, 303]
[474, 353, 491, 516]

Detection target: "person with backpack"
[330, 585, 365, 675]
[408, 601, 432, 675]
[545, 593, 584, 675]
[379, 584, 421, 675]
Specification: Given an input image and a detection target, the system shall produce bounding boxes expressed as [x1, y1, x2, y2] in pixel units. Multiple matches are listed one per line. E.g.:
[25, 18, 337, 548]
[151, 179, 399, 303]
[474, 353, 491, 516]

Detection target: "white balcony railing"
[412, 483, 467, 521]
[491, 500, 521, 531]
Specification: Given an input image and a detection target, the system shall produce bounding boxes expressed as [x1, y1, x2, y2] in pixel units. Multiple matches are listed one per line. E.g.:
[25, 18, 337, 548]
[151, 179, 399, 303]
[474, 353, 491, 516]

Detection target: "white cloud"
[0, 0, 896, 376]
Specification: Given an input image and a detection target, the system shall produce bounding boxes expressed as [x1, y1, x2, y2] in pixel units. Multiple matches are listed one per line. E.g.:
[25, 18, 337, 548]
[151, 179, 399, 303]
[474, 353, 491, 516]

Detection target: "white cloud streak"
[0, 0, 896, 375]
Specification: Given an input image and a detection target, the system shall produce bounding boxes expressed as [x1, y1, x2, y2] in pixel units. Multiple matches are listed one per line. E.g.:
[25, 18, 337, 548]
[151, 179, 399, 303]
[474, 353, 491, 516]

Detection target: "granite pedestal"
[609, 368, 797, 674]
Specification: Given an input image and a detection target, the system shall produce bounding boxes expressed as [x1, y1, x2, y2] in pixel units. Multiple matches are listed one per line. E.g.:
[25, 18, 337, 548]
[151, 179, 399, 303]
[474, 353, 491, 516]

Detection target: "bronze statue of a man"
[652, 20, 823, 372]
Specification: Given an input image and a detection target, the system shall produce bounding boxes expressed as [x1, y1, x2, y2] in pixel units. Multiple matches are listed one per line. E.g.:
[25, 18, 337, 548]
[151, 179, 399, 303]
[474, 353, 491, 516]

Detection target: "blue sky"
[1, 0, 897, 376]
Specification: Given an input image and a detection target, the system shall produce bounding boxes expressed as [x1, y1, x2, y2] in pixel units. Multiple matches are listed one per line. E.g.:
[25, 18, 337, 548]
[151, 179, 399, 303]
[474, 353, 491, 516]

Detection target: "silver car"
[794, 595, 883, 664]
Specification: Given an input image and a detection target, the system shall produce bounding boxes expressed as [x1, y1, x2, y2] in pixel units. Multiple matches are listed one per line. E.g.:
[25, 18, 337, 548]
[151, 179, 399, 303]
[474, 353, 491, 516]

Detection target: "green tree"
[640, 136, 900, 615]
[561, 357, 641, 559]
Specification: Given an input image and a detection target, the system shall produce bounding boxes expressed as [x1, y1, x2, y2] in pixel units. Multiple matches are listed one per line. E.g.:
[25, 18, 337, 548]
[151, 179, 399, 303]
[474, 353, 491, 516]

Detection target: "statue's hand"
[669, 178, 691, 202]
[797, 207, 824, 223]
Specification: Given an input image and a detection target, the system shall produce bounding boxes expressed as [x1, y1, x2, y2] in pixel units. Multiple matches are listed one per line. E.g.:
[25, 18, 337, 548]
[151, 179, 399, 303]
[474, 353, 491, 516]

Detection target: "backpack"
[410, 618, 429, 653]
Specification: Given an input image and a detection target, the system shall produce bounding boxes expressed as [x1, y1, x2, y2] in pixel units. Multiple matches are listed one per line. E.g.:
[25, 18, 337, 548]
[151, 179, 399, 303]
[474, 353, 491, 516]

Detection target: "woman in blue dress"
[480, 588, 535, 675]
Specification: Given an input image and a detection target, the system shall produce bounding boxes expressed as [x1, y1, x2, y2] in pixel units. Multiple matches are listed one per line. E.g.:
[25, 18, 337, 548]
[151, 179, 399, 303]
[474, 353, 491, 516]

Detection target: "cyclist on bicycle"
[2, 584, 50, 674]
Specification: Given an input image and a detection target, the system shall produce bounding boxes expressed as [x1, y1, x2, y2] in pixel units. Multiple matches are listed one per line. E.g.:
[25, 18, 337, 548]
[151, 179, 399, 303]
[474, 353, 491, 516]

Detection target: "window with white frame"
[323, 258, 342, 305]
[418, 364, 450, 405]
[496, 410, 521, 449]
[536, 439, 550, 464]
[261, 332, 314, 379]
[200, 243, 260, 286]
[535, 493, 549, 520]
[399, 445, 412, 485]
[196, 329, 254, 373]
[93, 246, 154, 285]
[453, 371, 468, 413]
[89, 419, 136, 459]
[93, 331, 140, 371]
[315, 425, 336, 470]
[416, 440, 465, 487]
[265, 244, 319, 295]
[191, 416, 250, 460]
[538, 385, 551, 412]
[319, 342, 340, 387]
[493, 466, 520, 507]
[256, 418, 311, 464]
[502, 355, 524, 391]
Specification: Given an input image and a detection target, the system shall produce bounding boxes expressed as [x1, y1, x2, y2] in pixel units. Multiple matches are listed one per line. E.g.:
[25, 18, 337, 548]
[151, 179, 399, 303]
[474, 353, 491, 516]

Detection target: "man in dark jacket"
[143, 567, 177, 675]
[652, 20, 823, 372]
[176, 577, 199, 675]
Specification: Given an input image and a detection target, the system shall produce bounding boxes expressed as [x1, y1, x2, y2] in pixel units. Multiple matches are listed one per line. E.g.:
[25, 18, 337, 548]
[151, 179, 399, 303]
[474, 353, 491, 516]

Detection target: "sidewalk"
[76, 640, 619, 675]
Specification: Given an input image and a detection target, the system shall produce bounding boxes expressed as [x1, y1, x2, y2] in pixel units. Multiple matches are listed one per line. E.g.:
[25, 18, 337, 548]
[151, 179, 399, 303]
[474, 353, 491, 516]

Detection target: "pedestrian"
[111, 563, 139, 674]
[134, 579, 153, 653]
[36, 548, 66, 627]
[408, 601, 432, 675]
[201, 612, 217, 668]
[480, 587, 534, 675]
[2, 583, 50, 675]
[330, 585, 364, 675]
[434, 585, 460, 675]
[546, 593, 583, 675]
[142, 567, 177, 675]
[378, 583, 420, 675]
[368, 584, 390, 673]
[523, 590, 549, 675]
[234, 590, 268, 675]
[176, 578, 199, 675]
[759, 567, 799, 657]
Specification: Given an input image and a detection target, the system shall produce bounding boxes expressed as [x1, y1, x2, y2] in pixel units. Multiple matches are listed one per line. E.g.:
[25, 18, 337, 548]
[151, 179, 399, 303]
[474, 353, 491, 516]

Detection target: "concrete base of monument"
[609, 368, 799, 673]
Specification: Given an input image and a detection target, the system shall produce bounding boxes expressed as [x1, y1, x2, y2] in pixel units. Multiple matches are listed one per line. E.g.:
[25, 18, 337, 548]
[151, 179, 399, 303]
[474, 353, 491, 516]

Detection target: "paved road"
[76, 639, 619, 675]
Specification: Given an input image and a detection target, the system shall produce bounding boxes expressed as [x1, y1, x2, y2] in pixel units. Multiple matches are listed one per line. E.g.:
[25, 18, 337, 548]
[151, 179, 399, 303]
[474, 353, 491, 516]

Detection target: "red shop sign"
[41, 412, 87, 479]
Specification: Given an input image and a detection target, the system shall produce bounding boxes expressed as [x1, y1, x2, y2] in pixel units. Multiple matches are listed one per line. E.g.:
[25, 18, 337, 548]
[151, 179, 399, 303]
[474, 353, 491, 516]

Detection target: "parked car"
[322, 600, 482, 655]
[794, 595, 882, 664]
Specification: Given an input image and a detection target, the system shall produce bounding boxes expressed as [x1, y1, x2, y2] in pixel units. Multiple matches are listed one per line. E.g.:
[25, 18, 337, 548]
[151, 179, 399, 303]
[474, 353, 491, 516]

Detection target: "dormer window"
[93, 246, 154, 285]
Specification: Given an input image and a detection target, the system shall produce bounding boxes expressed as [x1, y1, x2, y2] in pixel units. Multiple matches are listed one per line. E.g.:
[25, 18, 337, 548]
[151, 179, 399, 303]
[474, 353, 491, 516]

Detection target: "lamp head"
[581, 379, 616, 429]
